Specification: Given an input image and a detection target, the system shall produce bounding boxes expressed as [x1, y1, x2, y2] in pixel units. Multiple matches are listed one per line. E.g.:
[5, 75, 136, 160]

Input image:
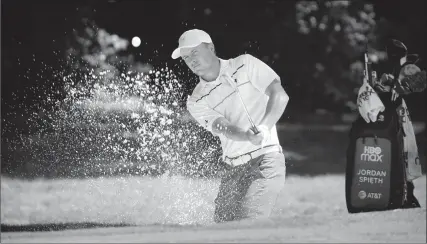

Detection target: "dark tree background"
[1, 0, 426, 178]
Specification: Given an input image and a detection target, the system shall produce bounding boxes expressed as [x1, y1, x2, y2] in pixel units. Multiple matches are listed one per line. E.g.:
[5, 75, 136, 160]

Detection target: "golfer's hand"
[246, 128, 264, 145]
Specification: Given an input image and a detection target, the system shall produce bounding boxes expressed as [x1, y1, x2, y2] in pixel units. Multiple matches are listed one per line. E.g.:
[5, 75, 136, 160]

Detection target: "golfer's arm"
[259, 79, 289, 129]
[212, 117, 249, 141]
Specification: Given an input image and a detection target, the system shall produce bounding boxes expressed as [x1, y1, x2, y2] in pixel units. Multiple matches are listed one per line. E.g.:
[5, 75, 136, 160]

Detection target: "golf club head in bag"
[405, 54, 420, 65]
[386, 39, 408, 81]
[385, 39, 426, 94]
[386, 39, 408, 63]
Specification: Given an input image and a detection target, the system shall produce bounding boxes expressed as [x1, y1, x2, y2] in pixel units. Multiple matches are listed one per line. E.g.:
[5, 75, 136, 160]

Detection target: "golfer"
[171, 29, 290, 223]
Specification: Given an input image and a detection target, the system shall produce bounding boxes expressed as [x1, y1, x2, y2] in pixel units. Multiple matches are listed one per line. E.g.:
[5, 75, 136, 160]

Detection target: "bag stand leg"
[402, 181, 421, 208]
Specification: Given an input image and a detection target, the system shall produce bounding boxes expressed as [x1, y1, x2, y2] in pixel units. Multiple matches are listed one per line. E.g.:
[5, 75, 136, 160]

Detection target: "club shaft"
[235, 86, 259, 134]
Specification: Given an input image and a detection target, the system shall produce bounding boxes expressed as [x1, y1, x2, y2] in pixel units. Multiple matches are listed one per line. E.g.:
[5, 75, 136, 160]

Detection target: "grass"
[1, 174, 426, 243]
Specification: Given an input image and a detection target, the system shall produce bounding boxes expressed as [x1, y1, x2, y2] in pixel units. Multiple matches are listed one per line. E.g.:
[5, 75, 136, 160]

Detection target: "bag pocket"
[350, 137, 392, 209]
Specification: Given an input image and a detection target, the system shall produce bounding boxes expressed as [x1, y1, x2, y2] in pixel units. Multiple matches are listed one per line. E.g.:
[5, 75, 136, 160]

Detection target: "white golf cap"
[171, 29, 213, 59]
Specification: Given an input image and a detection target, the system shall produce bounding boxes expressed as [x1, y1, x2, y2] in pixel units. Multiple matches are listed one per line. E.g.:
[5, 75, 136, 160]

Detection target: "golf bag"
[345, 93, 407, 213]
[345, 39, 424, 213]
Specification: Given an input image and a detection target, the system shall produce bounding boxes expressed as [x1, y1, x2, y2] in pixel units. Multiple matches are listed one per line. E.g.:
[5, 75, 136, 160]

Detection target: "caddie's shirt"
[186, 54, 282, 161]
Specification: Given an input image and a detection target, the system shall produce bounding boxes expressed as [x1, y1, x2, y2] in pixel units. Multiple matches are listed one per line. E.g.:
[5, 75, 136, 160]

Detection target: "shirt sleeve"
[186, 94, 223, 134]
[244, 54, 281, 93]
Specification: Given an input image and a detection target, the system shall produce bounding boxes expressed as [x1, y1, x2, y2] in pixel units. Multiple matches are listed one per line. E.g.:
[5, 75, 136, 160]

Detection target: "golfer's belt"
[224, 144, 282, 167]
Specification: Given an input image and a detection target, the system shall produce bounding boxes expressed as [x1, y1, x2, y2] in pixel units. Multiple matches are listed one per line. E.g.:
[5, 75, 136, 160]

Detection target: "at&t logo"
[358, 190, 367, 199]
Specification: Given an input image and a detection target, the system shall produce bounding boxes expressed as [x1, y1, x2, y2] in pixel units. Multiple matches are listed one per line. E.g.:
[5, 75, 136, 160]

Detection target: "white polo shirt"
[186, 54, 282, 161]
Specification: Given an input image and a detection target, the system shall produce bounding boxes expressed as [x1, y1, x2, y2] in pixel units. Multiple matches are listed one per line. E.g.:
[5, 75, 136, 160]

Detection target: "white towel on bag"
[357, 78, 385, 123]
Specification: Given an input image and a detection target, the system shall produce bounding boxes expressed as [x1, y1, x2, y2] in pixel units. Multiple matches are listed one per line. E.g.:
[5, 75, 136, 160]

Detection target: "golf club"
[234, 78, 260, 134]
[226, 74, 260, 134]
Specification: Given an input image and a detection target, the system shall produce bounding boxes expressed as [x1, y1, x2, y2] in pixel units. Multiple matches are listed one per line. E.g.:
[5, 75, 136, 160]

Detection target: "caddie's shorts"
[214, 151, 287, 223]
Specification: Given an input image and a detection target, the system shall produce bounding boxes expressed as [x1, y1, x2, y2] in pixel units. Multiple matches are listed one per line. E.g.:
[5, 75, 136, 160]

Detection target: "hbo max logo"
[360, 146, 383, 163]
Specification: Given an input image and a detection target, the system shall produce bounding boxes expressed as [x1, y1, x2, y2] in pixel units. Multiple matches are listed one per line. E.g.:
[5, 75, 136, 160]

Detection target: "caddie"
[171, 29, 290, 223]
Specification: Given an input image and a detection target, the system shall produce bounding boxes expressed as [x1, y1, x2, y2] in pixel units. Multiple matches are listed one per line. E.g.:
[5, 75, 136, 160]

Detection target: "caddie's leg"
[242, 151, 287, 219]
[213, 163, 254, 223]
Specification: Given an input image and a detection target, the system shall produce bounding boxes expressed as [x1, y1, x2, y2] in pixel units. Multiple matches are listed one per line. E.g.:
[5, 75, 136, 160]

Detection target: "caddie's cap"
[171, 29, 213, 59]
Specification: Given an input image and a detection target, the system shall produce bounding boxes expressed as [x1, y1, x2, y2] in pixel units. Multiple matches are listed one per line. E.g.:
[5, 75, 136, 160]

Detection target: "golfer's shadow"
[1, 222, 134, 232]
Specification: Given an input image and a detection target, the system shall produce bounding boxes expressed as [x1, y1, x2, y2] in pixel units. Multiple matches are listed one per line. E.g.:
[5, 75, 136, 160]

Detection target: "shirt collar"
[199, 58, 229, 85]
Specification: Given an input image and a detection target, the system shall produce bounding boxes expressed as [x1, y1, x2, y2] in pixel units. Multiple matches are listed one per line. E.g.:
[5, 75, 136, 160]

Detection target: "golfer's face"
[181, 44, 213, 76]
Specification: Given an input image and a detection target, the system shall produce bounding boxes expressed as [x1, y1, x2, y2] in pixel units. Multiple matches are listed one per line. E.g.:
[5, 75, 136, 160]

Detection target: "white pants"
[214, 151, 287, 222]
